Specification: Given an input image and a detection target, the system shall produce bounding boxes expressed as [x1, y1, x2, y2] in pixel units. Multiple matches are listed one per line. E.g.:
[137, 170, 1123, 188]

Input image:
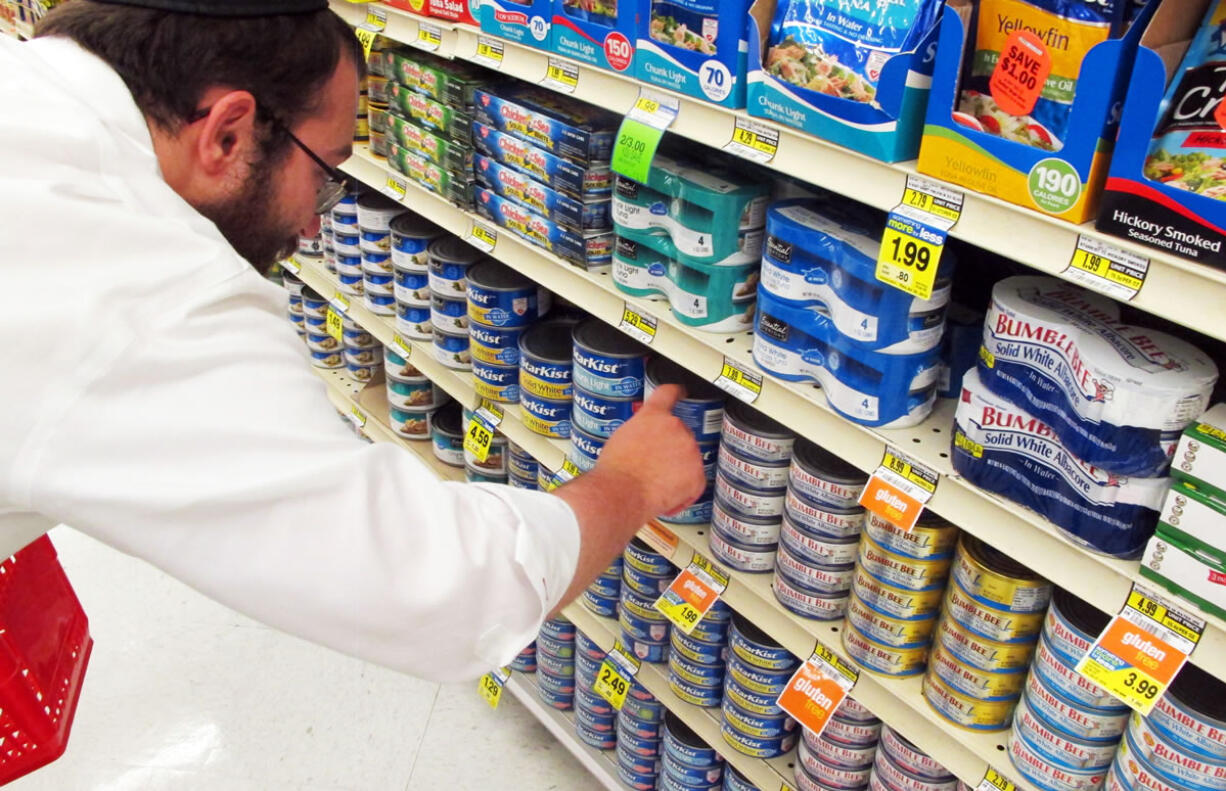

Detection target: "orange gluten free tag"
[858, 446, 938, 532]
[989, 30, 1052, 117]
[777, 644, 859, 738]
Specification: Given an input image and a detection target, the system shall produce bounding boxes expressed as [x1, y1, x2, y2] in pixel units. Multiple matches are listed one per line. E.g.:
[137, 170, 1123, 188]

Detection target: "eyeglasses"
[187, 104, 351, 215]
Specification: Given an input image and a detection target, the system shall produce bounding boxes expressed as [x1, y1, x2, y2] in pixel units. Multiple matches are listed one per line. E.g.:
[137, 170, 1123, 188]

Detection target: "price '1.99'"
[887, 235, 931, 271]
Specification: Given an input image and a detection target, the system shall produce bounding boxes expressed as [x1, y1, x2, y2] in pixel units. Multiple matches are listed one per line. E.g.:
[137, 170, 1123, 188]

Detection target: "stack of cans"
[518, 320, 574, 435]
[660, 712, 726, 791]
[709, 402, 795, 576]
[355, 193, 400, 316]
[773, 439, 868, 620]
[1008, 589, 1129, 791]
[616, 679, 669, 789]
[571, 629, 618, 751]
[509, 640, 537, 673]
[418, 237, 480, 369]
[795, 698, 881, 791]
[667, 599, 733, 711]
[723, 766, 759, 791]
[383, 344, 447, 441]
[869, 725, 957, 791]
[536, 616, 576, 712]
[843, 512, 959, 674]
[283, 269, 305, 337]
[566, 318, 649, 451]
[721, 615, 799, 759]
[584, 555, 623, 622]
[646, 358, 724, 526]
[465, 260, 551, 405]
[618, 540, 676, 664]
[341, 314, 382, 383]
[922, 537, 1051, 732]
[331, 190, 363, 294]
[507, 440, 540, 491]
[390, 213, 443, 322]
[301, 287, 343, 370]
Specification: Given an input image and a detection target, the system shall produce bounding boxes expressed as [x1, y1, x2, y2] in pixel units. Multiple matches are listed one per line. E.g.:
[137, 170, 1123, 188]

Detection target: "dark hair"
[37, 0, 365, 139]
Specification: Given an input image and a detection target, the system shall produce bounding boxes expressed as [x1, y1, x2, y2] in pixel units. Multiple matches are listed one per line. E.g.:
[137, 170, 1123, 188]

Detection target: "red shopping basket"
[0, 535, 92, 785]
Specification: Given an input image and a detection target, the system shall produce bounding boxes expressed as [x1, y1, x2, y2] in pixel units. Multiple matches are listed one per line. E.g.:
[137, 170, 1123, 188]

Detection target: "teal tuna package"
[764, 0, 942, 105]
[956, 0, 1129, 151]
[759, 199, 953, 354]
[611, 153, 770, 267]
[612, 235, 759, 332]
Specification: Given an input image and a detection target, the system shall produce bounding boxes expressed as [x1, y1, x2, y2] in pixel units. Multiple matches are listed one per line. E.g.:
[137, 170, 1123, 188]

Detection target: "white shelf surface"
[562, 602, 796, 791]
[337, 147, 1226, 684]
[333, 0, 1226, 345]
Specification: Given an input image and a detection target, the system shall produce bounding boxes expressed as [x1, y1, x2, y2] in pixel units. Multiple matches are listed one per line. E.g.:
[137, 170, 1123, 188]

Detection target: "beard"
[197, 148, 301, 274]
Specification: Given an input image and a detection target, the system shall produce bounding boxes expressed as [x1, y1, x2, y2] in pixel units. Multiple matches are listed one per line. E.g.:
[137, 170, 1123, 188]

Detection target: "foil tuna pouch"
[764, 0, 943, 104]
[956, 0, 1127, 151]
[1143, 0, 1226, 199]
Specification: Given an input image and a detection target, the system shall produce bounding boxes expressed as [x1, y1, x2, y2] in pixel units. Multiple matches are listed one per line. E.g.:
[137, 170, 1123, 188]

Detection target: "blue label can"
[620, 709, 665, 739]
[536, 632, 575, 660]
[723, 676, 785, 717]
[622, 564, 674, 598]
[670, 630, 727, 667]
[520, 322, 575, 401]
[466, 260, 550, 328]
[539, 617, 575, 642]
[396, 303, 433, 340]
[469, 323, 524, 366]
[573, 389, 641, 438]
[575, 719, 617, 751]
[620, 609, 671, 644]
[520, 390, 573, 439]
[729, 615, 796, 671]
[431, 294, 468, 332]
[662, 761, 723, 789]
[472, 359, 520, 404]
[664, 713, 723, 768]
[536, 683, 573, 711]
[394, 267, 431, 305]
[536, 668, 575, 696]
[623, 538, 674, 576]
[621, 632, 669, 664]
[617, 742, 661, 776]
[390, 213, 443, 268]
[668, 672, 725, 708]
[432, 327, 471, 370]
[580, 589, 618, 617]
[569, 424, 607, 471]
[573, 318, 647, 398]
[669, 652, 726, 690]
[647, 357, 725, 442]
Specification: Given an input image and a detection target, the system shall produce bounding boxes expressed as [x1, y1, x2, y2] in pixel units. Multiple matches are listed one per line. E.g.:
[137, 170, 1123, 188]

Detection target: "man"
[0, 0, 705, 682]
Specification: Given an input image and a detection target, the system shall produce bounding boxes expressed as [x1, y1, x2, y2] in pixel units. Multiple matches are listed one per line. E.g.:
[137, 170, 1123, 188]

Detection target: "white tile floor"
[9, 527, 592, 790]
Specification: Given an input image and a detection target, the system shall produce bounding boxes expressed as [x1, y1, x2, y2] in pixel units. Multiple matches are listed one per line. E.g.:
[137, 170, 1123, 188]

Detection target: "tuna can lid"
[427, 236, 484, 266]
[301, 286, 324, 302]
[467, 259, 534, 292]
[573, 317, 649, 360]
[431, 400, 463, 437]
[959, 535, 1045, 583]
[390, 212, 444, 239]
[1170, 660, 1226, 722]
[724, 399, 794, 442]
[730, 610, 786, 651]
[646, 357, 723, 403]
[520, 321, 575, 364]
[664, 710, 708, 750]
[356, 192, 401, 212]
[1049, 588, 1109, 639]
[791, 438, 867, 486]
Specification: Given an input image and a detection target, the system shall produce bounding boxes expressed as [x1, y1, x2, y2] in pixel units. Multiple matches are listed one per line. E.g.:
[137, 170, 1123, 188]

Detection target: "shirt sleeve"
[19, 271, 581, 682]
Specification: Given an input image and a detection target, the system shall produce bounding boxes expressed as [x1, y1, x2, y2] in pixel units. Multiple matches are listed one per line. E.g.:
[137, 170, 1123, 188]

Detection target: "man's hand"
[594, 383, 706, 522]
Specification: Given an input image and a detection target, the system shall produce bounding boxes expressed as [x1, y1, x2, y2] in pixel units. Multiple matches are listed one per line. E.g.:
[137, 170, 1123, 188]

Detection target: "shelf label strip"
[619, 303, 658, 345]
[976, 768, 1017, 791]
[723, 117, 779, 164]
[712, 357, 763, 404]
[414, 21, 442, 52]
[541, 57, 579, 93]
[473, 35, 505, 68]
[1063, 234, 1150, 302]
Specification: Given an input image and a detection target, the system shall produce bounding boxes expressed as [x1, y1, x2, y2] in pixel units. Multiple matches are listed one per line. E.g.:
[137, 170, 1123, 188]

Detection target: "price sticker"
[326, 307, 344, 342]
[611, 90, 680, 184]
[473, 35, 505, 68]
[1075, 583, 1205, 715]
[415, 21, 442, 52]
[618, 303, 658, 345]
[722, 118, 780, 164]
[541, 57, 579, 93]
[329, 291, 351, 315]
[899, 174, 964, 225]
[354, 7, 388, 60]
[1063, 234, 1150, 302]
[594, 641, 641, 710]
[876, 176, 961, 301]
[463, 410, 497, 464]
[976, 768, 1017, 791]
[349, 405, 367, 429]
[391, 334, 414, 361]
[776, 643, 859, 738]
[858, 446, 938, 531]
[654, 553, 730, 634]
[989, 30, 1052, 117]
[712, 357, 762, 405]
[282, 257, 302, 275]
[475, 399, 504, 428]
[641, 521, 680, 557]
[466, 221, 498, 253]
[544, 459, 583, 492]
[478, 666, 511, 710]
[384, 174, 408, 202]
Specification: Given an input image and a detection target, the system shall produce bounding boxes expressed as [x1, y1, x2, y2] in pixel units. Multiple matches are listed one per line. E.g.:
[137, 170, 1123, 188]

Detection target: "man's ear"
[194, 91, 259, 177]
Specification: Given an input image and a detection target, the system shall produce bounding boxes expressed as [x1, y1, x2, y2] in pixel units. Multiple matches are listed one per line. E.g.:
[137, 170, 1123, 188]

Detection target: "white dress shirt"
[0, 35, 580, 682]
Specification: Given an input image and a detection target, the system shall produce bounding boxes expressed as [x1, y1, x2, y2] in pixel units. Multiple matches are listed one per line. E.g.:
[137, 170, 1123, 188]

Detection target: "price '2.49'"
[599, 665, 628, 697]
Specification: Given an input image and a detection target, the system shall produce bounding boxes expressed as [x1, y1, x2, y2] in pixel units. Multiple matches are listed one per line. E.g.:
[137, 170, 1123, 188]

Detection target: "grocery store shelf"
[563, 602, 796, 791]
[332, 0, 1226, 344]
[291, 255, 568, 472]
[634, 519, 1034, 791]
[338, 147, 1226, 683]
[502, 674, 624, 791]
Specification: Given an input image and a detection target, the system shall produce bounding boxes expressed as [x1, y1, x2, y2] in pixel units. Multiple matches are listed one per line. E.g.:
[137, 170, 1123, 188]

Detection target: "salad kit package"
[635, 0, 751, 108]
[552, 0, 646, 73]
[918, 0, 1155, 223]
[1097, 0, 1226, 267]
[746, 0, 945, 162]
[384, 0, 478, 23]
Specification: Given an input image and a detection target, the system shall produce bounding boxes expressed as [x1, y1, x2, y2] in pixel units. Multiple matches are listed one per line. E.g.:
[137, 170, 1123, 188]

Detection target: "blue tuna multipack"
[753, 289, 942, 428]
[473, 86, 618, 167]
[953, 368, 1170, 558]
[552, 0, 646, 73]
[636, 0, 751, 108]
[474, 153, 612, 232]
[475, 186, 615, 270]
[746, 0, 944, 162]
[759, 199, 953, 354]
[471, 121, 614, 202]
[979, 276, 1217, 477]
[480, 0, 554, 49]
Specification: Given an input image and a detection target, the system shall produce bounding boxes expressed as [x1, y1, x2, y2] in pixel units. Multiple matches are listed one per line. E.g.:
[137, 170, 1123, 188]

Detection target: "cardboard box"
[472, 86, 618, 167]
[474, 186, 614, 269]
[635, 0, 750, 109]
[1159, 480, 1226, 564]
[551, 0, 645, 73]
[1097, 0, 1226, 266]
[916, 0, 1154, 224]
[480, 0, 553, 49]
[1141, 527, 1226, 622]
[1172, 403, 1226, 502]
[745, 0, 942, 163]
[471, 121, 614, 200]
[474, 153, 612, 231]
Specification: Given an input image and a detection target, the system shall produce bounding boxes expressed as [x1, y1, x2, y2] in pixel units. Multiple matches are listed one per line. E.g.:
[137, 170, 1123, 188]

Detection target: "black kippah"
[91, 0, 327, 15]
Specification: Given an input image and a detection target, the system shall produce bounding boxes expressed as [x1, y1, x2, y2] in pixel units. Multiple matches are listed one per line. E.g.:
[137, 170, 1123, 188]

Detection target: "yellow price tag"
[355, 27, 377, 60]
[653, 553, 730, 634]
[875, 214, 943, 301]
[723, 118, 780, 164]
[976, 768, 1017, 791]
[902, 187, 962, 224]
[474, 36, 505, 67]
[634, 97, 661, 115]
[467, 222, 498, 253]
[463, 415, 495, 464]
[954, 429, 985, 459]
[1068, 248, 1145, 293]
[282, 257, 301, 275]
[330, 291, 351, 313]
[385, 175, 407, 201]
[478, 667, 510, 710]
[416, 22, 442, 51]
[731, 127, 775, 156]
[1063, 235, 1149, 302]
[882, 448, 938, 495]
[542, 57, 579, 92]
[618, 304, 657, 344]
[349, 406, 367, 429]
[593, 642, 640, 710]
[326, 307, 344, 342]
[712, 357, 763, 404]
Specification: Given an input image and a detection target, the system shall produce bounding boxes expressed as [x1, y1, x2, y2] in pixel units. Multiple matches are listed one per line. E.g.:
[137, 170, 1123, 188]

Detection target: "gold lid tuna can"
[858, 532, 952, 592]
[953, 535, 1051, 614]
[928, 640, 1026, 702]
[851, 565, 945, 622]
[944, 577, 1045, 645]
[934, 614, 1037, 673]
[921, 669, 1016, 732]
[841, 619, 930, 678]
